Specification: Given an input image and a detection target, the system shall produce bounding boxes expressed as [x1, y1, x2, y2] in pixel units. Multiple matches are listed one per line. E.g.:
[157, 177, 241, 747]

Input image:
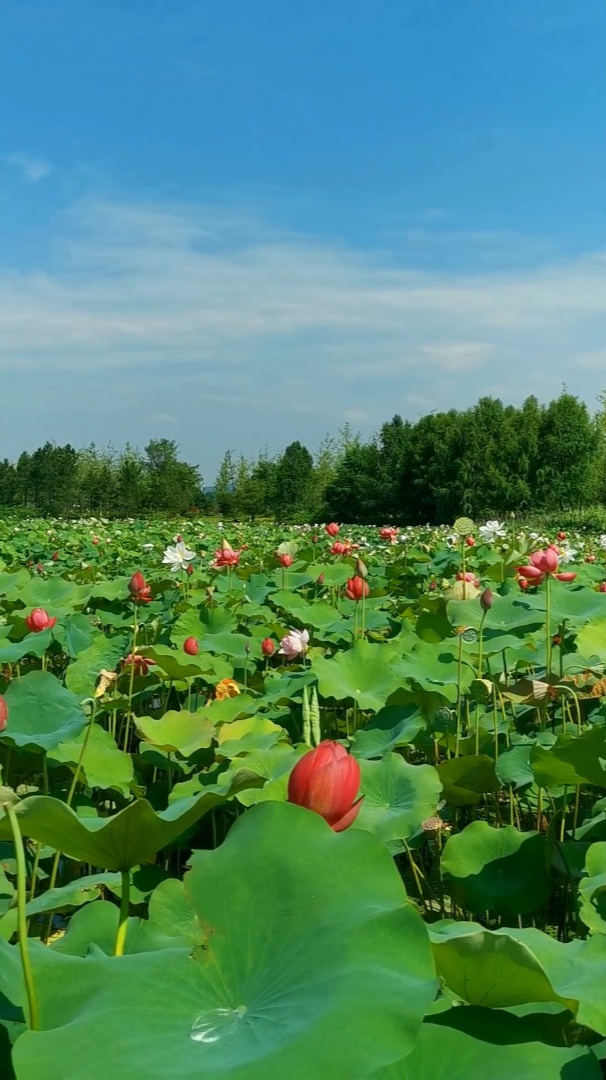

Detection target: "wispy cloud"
[5, 152, 51, 183]
[0, 195, 603, 464]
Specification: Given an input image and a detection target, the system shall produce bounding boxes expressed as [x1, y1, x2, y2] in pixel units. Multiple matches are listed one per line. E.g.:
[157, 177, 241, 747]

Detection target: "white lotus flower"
[558, 545, 578, 565]
[162, 540, 196, 573]
[599, 535, 606, 551]
[479, 520, 507, 543]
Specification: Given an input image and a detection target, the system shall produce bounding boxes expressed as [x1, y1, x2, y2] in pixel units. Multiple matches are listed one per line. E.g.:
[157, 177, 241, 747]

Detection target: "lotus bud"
[355, 558, 368, 579]
[480, 587, 493, 612]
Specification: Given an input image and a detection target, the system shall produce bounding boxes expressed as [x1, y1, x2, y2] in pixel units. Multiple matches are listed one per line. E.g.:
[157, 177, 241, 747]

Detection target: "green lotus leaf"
[311, 640, 402, 712]
[9, 802, 437, 1080]
[353, 753, 442, 844]
[352, 704, 424, 759]
[49, 723, 134, 795]
[437, 754, 499, 806]
[368, 1021, 600, 1079]
[0, 783, 245, 871]
[1, 672, 88, 751]
[65, 632, 129, 699]
[530, 726, 606, 788]
[135, 710, 215, 757]
[441, 822, 551, 916]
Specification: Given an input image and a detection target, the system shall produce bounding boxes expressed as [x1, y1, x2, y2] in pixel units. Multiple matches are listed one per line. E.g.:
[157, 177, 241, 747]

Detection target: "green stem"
[477, 610, 487, 679]
[545, 574, 552, 676]
[114, 870, 130, 957]
[5, 801, 39, 1029]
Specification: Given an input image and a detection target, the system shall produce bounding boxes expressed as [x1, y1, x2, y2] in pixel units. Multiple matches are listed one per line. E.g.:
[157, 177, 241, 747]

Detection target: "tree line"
[0, 392, 603, 523]
[213, 392, 605, 524]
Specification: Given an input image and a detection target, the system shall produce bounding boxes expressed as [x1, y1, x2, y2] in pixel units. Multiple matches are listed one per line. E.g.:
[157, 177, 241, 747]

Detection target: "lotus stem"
[5, 801, 39, 1030]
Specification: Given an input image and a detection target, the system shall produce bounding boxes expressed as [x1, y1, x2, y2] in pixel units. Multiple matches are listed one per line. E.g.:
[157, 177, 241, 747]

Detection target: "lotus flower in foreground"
[288, 741, 363, 831]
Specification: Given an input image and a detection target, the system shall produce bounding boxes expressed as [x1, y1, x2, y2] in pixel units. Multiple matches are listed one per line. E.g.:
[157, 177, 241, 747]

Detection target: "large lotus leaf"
[576, 618, 606, 663]
[49, 900, 175, 957]
[578, 842, 606, 934]
[65, 632, 129, 699]
[1, 672, 88, 751]
[441, 822, 551, 916]
[141, 644, 232, 682]
[0, 631, 53, 664]
[495, 744, 534, 789]
[57, 614, 97, 659]
[352, 704, 424, 759]
[204, 694, 261, 723]
[447, 594, 543, 636]
[530, 726, 606, 788]
[173, 607, 236, 643]
[215, 715, 288, 757]
[306, 562, 352, 587]
[11, 802, 437, 1080]
[0, 871, 123, 939]
[430, 922, 606, 1034]
[437, 754, 499, 806]
[0, 782, 245, 870]
[394, 640, 475, 703]
[200, 632, 258, 661]
[135, 710, 215, 757]
[49, 724, 134, 795]
[0, 569, 29, 596]
[311, 640, 402, 712]
[147, 878, 201, 946]
[352, 753, 442, 844]
[89, 577, 131, 602]
[368, 1021, 600, 1079]
[15, 577, 90, 613]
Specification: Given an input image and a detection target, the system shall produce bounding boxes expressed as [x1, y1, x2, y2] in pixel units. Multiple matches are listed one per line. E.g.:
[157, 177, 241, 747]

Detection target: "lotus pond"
[2, 514, 606, 1078]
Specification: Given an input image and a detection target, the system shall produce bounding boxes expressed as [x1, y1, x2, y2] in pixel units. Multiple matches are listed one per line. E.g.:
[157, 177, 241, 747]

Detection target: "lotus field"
[4, 514, 606, 1078]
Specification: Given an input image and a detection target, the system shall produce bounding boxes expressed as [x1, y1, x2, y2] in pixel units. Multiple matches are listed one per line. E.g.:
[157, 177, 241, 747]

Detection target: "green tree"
[271, 441, 314, 521]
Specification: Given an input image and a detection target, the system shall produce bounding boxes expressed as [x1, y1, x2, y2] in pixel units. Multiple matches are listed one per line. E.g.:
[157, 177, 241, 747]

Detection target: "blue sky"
[0, 0, 604, 480]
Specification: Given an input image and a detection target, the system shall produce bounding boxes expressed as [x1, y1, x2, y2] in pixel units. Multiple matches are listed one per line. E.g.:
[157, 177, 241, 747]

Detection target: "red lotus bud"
[279, 553, 294, 568]
[465, 535, 475, 547]
[287, 741, 363, 831]
[312, 534, 319, 544]
[92, 537, 99, 545]
[186, 563, 194, 576]
[183, 636, 199, 656]
[316, 572, 325, 586]
[480, 587, 493, 612]
[345, 575, 370, 601]
[52, 551, 59, 561]
[325, 522, 339, 537]
[25, 608, 57, 633]
[599, 583, 606, 593]
[557, 531, 566, 541]
[129, 571, 146, 595]
[261, 637, 275, 656]
[0, 695, 8, 733]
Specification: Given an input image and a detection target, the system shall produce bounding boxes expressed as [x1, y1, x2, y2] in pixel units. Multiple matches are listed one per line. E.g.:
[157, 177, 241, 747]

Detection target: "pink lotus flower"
[213, 541, 241, 568]
[517, 548, 576, 586]
[325, 522, 339, 537]
[26, 608, 57, 633]
[278, 628, 310, 659]
[379, 526, 398, 544]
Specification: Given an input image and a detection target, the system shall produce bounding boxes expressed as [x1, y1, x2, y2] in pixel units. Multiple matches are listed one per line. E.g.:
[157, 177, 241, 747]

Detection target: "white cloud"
[5, 152, 51, 182]
[0, 195, 604, 459]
